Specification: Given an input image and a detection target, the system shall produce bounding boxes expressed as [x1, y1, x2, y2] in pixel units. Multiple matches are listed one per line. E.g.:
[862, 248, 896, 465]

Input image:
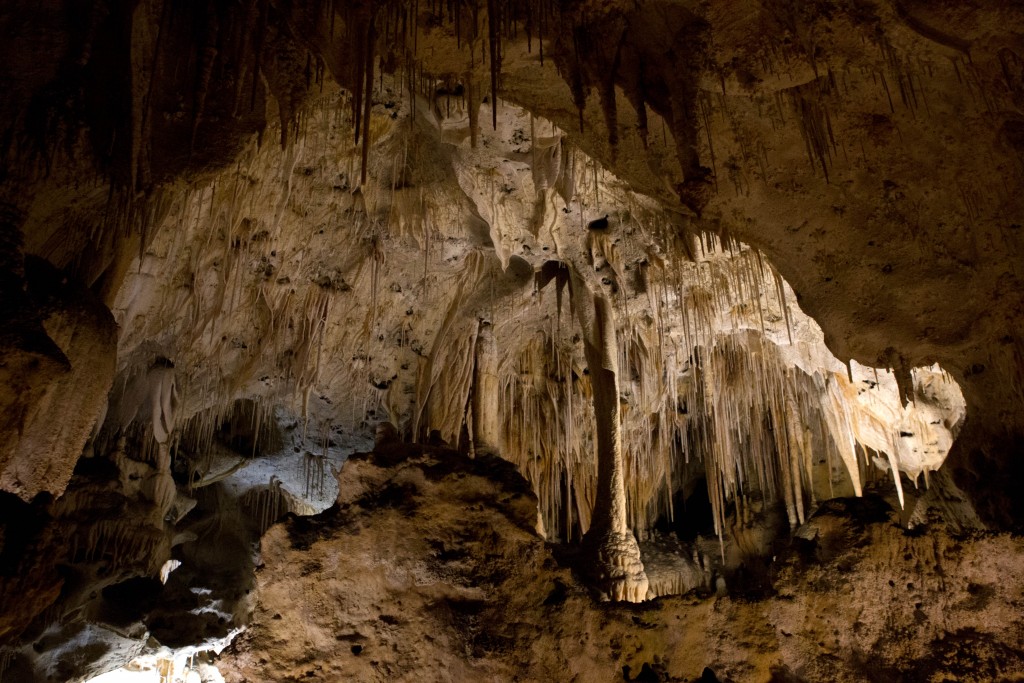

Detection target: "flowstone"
[580, 527, 650, 603]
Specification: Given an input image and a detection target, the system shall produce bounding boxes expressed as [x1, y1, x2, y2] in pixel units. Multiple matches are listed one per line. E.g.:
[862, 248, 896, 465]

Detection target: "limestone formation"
[0, 1, 1020, 681]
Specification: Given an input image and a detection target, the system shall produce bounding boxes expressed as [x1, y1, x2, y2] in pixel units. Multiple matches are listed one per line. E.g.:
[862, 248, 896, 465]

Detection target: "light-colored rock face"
[103, 85, 962, 538]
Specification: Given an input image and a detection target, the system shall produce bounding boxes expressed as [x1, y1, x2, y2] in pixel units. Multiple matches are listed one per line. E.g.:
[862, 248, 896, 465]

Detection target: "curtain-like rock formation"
[0, 1, 1020, 680]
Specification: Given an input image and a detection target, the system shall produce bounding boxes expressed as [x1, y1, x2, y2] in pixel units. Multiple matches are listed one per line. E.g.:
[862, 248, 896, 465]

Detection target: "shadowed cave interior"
[1, 1, 1023, 681]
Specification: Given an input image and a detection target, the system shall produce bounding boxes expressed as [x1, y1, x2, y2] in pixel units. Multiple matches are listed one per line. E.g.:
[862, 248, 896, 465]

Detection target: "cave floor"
[214, 444, 1024, 683]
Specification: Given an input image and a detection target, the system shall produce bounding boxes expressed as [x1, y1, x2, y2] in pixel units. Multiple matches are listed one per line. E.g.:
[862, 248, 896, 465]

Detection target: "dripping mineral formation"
[0, 1, 1022, 681]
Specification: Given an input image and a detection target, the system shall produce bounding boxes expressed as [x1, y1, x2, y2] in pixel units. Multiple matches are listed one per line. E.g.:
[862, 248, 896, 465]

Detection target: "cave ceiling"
[0, 0, 1022, 680]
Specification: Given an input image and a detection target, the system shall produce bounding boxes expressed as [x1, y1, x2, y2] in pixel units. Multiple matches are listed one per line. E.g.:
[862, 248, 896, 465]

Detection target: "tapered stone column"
[569, 269, 649, 602]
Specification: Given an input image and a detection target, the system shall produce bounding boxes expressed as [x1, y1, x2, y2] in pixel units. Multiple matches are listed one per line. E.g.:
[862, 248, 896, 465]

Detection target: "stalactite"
[304, 450, 327, 498]
[538, 0, 545, 65]
[487, 0, 501, 130]
[361, 17, 377, 186]
[251, 0, 269, 112]
[190, 4, 221, 156]
[353, 19, 366, 147]
[599, 74, 618, 153]
[789, 79, 835, 182]
[570, 28, 587, 134]
[242, 476, 288, 535]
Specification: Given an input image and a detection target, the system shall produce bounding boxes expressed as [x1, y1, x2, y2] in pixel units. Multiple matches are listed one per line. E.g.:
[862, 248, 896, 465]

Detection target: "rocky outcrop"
[0, 257, 116, 501]
[218, 442, 1024, 683]
[0, 1, 1021, 678]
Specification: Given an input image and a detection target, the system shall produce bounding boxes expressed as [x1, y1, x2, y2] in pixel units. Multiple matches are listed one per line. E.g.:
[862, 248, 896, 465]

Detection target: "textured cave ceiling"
[0, 0, 1023, 681]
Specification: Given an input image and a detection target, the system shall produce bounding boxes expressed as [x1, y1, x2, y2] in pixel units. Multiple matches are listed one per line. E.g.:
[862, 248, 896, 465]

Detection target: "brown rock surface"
[0, 1, 1023, 679]
[218, 444, 1024, 683]
[0, 257, 116, 501]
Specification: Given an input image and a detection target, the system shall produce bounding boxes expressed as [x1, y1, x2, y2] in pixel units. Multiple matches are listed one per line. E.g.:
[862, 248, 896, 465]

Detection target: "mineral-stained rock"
[0, 1, 1022, 679]
[218, 443, 1024, 683]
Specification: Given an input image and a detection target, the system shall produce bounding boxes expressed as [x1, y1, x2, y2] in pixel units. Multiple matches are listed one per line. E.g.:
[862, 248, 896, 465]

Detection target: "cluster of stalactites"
[112, 94, 383, 438]
[487, 234, 803, 540]
[497, 331, 598, 541]
[492, 326, 841, 544]
[332, 0, 644, 168]
[690, 334, 830, 539]
[482, 234, 963, 545]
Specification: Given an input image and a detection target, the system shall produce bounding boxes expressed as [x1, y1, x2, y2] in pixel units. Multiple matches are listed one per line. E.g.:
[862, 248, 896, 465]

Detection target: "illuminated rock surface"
[0, 1, 1021, 681]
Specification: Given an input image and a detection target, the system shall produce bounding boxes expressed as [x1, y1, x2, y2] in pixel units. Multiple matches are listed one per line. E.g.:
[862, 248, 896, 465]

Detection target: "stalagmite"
[472, 320, 502, 453]
[567, 266, 649, 603]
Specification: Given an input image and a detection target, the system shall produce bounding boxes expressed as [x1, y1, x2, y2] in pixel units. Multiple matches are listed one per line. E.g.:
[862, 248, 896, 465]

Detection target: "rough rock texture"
[0, 418, 289, 680]
[0, 0, 1017, 518]
[0, 1, 1022, 680]
[0, 0, 1019, 493]
[0, 257, 116, 500]
[218, 444, 1024, 683]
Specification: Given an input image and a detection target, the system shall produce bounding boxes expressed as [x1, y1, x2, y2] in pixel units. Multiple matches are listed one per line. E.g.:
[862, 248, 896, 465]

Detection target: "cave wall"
[1, 0, 1020, 515]
[0, 1, 1021, 677]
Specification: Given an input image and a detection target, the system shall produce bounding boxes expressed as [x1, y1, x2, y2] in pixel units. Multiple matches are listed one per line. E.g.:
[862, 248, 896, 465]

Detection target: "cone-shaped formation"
[569, 267, 649, 602]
